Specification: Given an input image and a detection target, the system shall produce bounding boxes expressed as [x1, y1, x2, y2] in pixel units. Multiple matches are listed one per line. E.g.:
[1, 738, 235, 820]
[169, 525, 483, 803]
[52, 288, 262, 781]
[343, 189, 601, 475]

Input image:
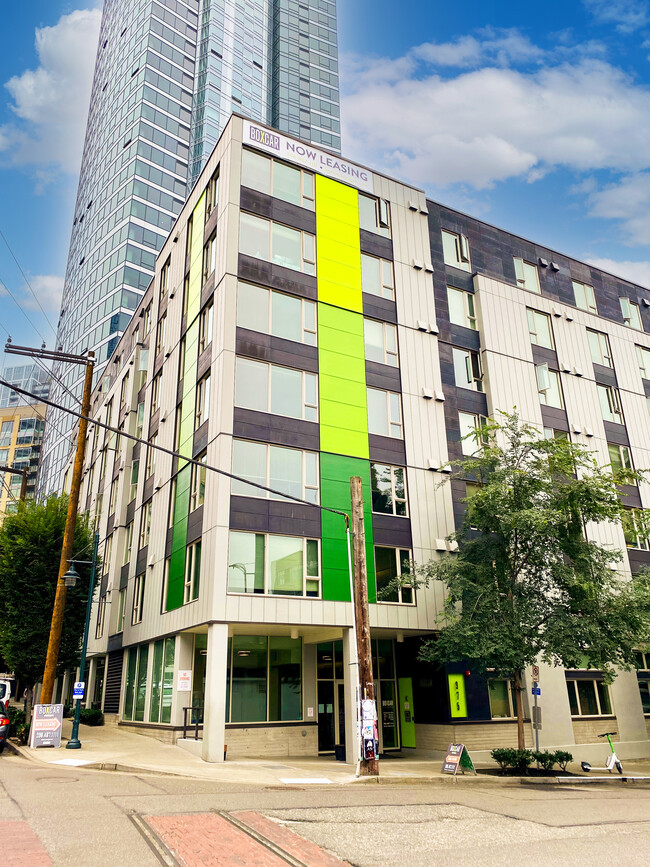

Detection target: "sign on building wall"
[242, 120, 375, 193]
[448, 673, 468, 718]
[177, 670, 192, 691]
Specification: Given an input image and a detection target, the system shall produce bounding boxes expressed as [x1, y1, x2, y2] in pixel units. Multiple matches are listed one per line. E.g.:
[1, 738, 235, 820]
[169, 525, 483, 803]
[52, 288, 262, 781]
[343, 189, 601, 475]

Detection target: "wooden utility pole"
[40, 352, 95, 703]
[350, 475, 379, 776]
[0, 466, 28, 502]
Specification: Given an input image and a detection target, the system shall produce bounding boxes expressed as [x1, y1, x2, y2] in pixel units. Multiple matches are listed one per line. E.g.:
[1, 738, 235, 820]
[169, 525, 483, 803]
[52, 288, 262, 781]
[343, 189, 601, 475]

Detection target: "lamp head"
[63, 563, 79, 588]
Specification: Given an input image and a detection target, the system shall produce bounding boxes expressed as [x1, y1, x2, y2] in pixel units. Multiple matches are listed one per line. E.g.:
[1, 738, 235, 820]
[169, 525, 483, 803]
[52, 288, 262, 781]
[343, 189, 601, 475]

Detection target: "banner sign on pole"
[361, 698, 379, 761]
[30, 704, 64, 749]
[441, 743, 476, 775]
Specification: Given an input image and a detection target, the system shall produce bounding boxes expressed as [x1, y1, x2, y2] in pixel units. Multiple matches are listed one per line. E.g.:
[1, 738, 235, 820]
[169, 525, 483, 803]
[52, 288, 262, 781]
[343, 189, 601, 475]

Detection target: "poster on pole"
[30, 704, 64, 749]
[441, 743, 476, 775]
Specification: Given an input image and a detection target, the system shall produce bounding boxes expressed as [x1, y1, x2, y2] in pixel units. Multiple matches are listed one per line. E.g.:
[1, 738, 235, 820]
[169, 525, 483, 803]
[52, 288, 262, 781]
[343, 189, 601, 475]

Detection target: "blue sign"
[531, 687, 541, 695]
[72, 681, 85, 700]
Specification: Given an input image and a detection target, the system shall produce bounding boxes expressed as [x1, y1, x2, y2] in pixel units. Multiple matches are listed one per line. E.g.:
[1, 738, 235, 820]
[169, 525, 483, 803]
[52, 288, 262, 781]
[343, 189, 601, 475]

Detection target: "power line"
[0, 229, 57, 338]
[0, 275, 48, 347]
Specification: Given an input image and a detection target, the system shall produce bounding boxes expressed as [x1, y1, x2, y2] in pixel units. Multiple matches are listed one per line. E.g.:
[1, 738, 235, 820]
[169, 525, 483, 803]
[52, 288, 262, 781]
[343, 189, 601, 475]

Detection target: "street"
[2, 751, 650, 866]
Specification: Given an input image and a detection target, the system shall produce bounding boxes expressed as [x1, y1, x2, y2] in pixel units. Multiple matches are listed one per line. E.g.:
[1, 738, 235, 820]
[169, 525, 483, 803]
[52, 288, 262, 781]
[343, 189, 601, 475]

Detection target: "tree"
[0, 495, 98, 715]
[418, 412, 650, 749]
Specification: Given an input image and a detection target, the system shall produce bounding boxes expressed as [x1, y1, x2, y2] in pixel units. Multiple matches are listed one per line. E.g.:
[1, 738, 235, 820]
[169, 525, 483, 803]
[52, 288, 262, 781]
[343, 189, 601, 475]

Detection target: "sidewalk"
[8, 719, 650, 786]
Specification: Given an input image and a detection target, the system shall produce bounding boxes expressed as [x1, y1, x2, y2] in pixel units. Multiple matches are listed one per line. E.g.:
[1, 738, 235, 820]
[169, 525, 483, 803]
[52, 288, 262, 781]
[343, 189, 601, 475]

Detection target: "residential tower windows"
[239, 213, 315, 275]
[227, 532, 320, 597]
[237, 282, 317, 345]
[235, 358, 318, 421]
[231, 441, 319, 504]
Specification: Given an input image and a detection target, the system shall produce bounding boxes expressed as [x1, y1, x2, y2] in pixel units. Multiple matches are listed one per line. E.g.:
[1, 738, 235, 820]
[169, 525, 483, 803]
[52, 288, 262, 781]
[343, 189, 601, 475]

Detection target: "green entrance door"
[398, 677, 416, 748]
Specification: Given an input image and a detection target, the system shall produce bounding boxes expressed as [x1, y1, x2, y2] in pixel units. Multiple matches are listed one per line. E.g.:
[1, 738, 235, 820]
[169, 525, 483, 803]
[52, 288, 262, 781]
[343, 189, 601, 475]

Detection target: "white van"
[0, 681, 11, 711]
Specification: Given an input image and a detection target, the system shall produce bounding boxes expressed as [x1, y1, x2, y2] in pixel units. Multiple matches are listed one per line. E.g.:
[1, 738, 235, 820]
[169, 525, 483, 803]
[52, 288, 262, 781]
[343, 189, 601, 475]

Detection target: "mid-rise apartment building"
[0, 403, 47, 518]
[40, 0, 341, 493]
[68, 115, 650, 764]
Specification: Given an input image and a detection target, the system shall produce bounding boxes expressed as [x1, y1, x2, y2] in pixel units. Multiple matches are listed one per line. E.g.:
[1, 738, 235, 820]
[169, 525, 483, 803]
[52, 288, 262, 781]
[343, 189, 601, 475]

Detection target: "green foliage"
[419, 411, 650, 687]
[0, 496, 99, 687]
[532, 750, 557, 772]
[491, 748, 535, 774]
[5, 706, 29, 743]
[79, 708, 103, 726]
[553, 750, 573, 772]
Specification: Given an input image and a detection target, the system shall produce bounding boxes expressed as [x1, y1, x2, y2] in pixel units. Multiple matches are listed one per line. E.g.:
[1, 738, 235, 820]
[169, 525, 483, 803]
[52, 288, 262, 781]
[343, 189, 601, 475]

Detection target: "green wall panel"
[320, 453, 376, 602]
[315, 175, 362, 313]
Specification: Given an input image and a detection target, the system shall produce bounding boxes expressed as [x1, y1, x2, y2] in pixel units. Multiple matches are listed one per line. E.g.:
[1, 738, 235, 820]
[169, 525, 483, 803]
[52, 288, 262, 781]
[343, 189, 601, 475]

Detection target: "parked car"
[0, 682, 10, 712]
[0, 709, 9, 752]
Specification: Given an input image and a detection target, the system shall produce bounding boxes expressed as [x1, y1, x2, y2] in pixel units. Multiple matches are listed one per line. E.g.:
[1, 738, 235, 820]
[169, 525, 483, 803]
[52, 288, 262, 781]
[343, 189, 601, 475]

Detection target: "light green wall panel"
[315, 175, 362, 313]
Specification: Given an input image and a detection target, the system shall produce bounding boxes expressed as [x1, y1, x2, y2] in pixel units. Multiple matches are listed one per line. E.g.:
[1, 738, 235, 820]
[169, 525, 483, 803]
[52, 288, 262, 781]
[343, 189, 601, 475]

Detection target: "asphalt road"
[2, 750, 650, 865]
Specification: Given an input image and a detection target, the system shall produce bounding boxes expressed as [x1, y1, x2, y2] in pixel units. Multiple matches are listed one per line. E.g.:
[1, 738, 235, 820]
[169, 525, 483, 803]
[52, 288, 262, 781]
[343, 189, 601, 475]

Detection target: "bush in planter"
[553, 750, 573, 772]
[532, 750, 557, 772]
[79, 708, 104, 726]
[491, 748, 535, 774]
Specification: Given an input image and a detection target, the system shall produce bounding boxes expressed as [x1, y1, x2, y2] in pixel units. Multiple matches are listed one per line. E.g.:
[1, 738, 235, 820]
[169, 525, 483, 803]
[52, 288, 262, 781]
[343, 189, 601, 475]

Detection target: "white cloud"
[23, 275, 65, 314]
[587, 174, 650, 245]
[583, 0, 649, 33]
[0, 7, 101, 176]
[412, 29, 545, 69]
[587, 257, 650, 288]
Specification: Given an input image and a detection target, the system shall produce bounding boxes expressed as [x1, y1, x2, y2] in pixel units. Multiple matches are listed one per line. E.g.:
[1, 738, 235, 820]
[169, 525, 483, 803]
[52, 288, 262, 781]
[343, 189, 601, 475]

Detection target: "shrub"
[79, 708, 104, 726]
[6, 706, 25, 738]
[491, 748, 535, 774]
[532, 750, 557, 772]
[553, 750, 573, 772]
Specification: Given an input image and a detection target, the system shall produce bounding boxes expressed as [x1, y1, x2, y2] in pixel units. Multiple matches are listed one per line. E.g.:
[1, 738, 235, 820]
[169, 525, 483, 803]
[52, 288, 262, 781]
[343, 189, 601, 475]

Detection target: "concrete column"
[528, 662, 575, 749]
[342, 626, 359, 766]
[611, 670, 647, 744]
[86, 658, 97, 709]
[174, 633, 195, 728]
[201, 622, 228, 763]
[302, 644, 317, 726]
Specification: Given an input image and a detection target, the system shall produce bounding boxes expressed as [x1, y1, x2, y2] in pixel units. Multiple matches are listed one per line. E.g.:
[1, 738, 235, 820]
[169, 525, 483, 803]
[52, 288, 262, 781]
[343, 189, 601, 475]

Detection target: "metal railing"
[182, 704, 204, 740]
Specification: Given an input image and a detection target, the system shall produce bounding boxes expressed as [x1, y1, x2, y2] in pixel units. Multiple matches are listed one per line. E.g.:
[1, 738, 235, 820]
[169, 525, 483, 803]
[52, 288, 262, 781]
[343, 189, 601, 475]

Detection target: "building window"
[160, 258, 170, 299]
[514, 258, 540, 293]
[361, 254, 395, 300]
[239, 213, 315, 275]
[587, 329, 613, 367]
[132, 573, 145, 625]
[139, 500, 152, 549]
[459, 411, 487, 456]
[205, 167, 219, 218]
[135, 401, 145, 440]
[597, 383, 623, 424]
[109, 477, 118, 515]
[184, 540, 201, 604]
[608, 443, 632, 472]
[143, 302, 152, 336]
[375, 547, 413, 604]
[639, 680, 650, 714]
[573, 280, 597, 314]
[636, 345, 650, 379]
[123, 522, 134, 565]
[116, 588, 126, 634]
[182, 274, 190, 318]
[0, 421, 13, 448]
[199, 302, 213, 354]
[536, 364, 564, 408]
[190, 453, 207, 511]
[95, 596, 106, 639]
[237, 282, 316, 345]
[155, 313, 166, 356]
[488, 679, 517, 719]
[195, 374, 211, 429]
[359, 194, 390, 237]
[202, 231, 217, 284]
[231, 440, 319, 504]
[452, 347, 483, 391]
[566, 677, 612, 716]
[364, 319, 398, 367]
[227, 635, 302, 724]
[123, 644, 148, 722]
[149, 637, 175, 724]
[447, 286, 477, 330]
[442, 229, 470, 271]
[620, 297, 643, 330]
[370, 463, 407, 516]
[151, 372, 161, 416]
[227, 532, 320, 597]
[622, 508, 649, 550]
[120, 372, 130, 407]
[367, 387, 402, 438]
[241, 149, 314, 210]
[129, 459, 139, 502]
[235, 358, 318, 421]
[145, 434, 157, 479]
[527, 309, 554, 349]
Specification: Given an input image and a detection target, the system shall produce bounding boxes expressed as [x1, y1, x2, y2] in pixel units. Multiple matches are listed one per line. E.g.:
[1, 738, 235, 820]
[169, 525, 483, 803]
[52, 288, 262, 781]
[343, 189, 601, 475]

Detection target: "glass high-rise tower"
[39, 0, 340, 491]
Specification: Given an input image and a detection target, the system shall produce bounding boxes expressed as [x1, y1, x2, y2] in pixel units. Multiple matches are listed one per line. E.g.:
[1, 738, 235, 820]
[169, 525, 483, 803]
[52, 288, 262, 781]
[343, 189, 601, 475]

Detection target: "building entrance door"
[317, 679, 346, 752]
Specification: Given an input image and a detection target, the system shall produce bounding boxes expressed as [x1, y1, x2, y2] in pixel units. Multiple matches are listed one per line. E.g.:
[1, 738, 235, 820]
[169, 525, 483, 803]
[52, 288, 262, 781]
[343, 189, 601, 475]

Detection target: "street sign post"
[72, 682, 85, 701]
[30, 704, 64, 749]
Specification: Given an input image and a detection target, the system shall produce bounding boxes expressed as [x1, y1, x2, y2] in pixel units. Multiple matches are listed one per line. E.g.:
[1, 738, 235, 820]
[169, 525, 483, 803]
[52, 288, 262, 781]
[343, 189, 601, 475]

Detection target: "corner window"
[237, 282, 316, 345]
[636, 345, 650, 379]
[364, 319, 398, 367]
[370, 463, 407, 516]
[159, 258, 170, 299]
[597, 383, 623, 424]
[361, 254, 394, 300]
[527, 309, 554, 349]
[620, 297, 643, 330]
[608, 443, 632, 472]
[488, 679, 517, 719]
[131, 573, 145, 625]
[231, 440, 319, 504]
[536, 364, 563, 408]
[367, 387, 403, 438]
[235, 358, 318, 421]
[190, 453, 207, 511]
[195, 374, 211, 429]
[622, 508, 649, 550]
[227, 531, 320, 597]
[199, 302, 213, 354]
[447, 286, 476, 329]
[587, 329, 612, 367]
[566, 677, 612, 716]
[242, 149, 314, 210]
[359, 194, 390, 237]
[442, 229, 470, 271]
[227, 635, 302, 724]
[183, 540, 201, 604]
[202, 231, 217, 284]
[139, 500, 152, 549]
[205, 167, 219, 218]
[375, 546, 413, 604]
[572, 280, 597, 314]
[452, 347, 483, 392]
[120, 372, 130, 407]
[151, 372, 161, 415]
[458, 411, 487, 456]
[239, 213, 315, 275]
[514, 258, 540, 294]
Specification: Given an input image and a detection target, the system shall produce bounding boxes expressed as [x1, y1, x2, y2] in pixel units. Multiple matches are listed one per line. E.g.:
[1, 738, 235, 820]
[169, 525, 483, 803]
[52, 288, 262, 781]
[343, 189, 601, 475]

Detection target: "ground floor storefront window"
[150, 637, 175, 723]
[226, 635, 302, 723]
[566, 676, 612, 716]
[123, 644, 148, 722]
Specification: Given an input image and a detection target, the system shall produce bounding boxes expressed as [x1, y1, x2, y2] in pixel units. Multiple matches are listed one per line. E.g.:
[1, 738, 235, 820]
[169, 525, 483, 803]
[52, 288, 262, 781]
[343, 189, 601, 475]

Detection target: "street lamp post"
[65, 531, 100, 750]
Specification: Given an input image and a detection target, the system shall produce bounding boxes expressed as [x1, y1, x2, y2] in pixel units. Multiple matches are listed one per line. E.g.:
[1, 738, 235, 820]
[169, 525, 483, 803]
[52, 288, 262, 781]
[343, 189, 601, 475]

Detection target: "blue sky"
[3, 0, 650, 348]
